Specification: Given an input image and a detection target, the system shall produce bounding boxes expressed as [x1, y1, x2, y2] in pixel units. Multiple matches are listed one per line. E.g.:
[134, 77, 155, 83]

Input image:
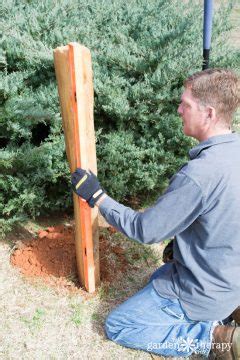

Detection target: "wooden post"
[53, 42, 100, 292]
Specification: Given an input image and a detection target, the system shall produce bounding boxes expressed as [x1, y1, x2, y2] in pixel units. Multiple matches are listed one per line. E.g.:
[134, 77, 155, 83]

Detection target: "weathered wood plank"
[53, 43, 100, 292]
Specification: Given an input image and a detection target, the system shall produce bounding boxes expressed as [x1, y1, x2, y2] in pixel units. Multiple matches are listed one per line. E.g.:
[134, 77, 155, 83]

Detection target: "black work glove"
[71, 168, 105, 208]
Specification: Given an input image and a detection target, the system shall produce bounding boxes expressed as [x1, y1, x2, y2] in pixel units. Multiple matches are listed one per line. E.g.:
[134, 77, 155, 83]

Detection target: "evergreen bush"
[0, 0, 239, 234]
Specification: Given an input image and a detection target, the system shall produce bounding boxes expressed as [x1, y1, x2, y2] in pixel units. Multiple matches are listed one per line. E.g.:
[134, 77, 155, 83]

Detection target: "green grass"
[70, 303, 88, 326]
[20, 308, 46, 332]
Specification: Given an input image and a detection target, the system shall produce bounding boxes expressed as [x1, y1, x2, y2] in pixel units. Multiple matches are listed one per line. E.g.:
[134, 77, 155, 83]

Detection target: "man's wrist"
[95, 193, 107, 207]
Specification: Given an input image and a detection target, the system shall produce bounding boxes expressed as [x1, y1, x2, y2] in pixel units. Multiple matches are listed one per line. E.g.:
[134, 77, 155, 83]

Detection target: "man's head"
[178, 68, 240, 141]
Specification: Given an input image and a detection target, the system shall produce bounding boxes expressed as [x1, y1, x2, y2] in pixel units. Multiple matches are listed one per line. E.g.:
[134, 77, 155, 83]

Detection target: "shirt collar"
[189, 132, 239, 159]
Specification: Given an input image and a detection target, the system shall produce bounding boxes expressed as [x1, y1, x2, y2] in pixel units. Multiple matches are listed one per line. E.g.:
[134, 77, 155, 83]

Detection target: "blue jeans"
[105, 267, 215, 357]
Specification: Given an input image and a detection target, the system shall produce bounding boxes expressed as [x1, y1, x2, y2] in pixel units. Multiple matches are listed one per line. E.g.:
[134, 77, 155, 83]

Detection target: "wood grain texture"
[53, 43, 100, 292]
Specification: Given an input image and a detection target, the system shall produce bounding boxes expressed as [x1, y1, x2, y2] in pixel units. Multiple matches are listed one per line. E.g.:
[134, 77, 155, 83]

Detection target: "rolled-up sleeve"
[99, 171, 204, 244]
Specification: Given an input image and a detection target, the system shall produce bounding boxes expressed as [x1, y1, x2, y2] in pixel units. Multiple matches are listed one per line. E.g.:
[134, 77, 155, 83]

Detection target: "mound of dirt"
[10, 225, 129, 292]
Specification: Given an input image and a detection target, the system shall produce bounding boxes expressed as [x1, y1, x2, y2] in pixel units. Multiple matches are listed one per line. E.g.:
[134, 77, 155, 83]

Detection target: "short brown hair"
[184, 68, 240, 125]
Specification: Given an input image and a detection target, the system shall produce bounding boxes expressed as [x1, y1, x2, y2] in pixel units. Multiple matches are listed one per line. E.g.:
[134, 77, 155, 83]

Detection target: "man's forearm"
[97, 173, 204, 245]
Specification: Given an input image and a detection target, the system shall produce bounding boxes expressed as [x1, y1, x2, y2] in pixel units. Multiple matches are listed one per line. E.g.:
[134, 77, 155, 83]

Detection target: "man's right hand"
[71, 168, 105, 208]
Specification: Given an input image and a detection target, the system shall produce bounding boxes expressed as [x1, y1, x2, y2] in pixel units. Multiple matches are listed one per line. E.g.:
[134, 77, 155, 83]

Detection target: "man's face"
[178, 87, 208, 141]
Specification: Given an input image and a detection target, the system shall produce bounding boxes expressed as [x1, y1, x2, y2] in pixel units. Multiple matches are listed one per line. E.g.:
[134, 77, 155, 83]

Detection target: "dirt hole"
[10, 225, 130, 294]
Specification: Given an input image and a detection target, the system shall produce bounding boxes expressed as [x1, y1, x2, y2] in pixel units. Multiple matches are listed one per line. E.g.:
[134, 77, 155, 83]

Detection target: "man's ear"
[207, 106, 217, 125]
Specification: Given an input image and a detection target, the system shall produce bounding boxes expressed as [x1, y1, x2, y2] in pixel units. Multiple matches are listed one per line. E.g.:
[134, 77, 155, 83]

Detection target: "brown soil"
[10, 224, 129, 293]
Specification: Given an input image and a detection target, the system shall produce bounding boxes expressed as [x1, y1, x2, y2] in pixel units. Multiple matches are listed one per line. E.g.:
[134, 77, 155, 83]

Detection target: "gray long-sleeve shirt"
[99, 133, 240, 321]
